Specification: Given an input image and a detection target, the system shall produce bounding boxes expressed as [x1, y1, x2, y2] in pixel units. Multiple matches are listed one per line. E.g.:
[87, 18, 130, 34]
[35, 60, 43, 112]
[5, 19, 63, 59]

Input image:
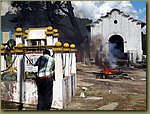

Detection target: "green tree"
[10, 1, 46, 27]
[10, 1, 84, 46]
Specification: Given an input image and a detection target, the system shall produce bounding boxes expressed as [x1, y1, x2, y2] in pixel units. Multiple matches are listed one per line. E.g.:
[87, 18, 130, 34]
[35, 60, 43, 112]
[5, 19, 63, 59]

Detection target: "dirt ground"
[64, 63, 146, 110]
[1, 62, 146, 110]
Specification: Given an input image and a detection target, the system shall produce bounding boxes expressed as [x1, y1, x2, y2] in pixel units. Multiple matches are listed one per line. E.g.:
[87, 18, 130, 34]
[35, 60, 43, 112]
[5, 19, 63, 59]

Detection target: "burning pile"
[96, 66, 123, 79]
[102, 67, 122, 75]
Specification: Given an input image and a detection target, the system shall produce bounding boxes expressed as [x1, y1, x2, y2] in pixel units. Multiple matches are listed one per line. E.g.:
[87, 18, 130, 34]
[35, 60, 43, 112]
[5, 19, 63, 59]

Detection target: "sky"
[130, 1, 146, 21]
[1, 1, 146, 21]
[1, 1, 146, 33]
[71, 1, 146, 33]
[72, 1, 146, 22]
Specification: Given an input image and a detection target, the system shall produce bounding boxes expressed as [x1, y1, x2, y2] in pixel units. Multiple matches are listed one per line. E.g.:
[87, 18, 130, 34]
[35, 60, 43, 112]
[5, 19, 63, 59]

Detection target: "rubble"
[80, 92, 85, 98]
[82, 87, 88, 91]
[64, 63, 146, 110]
[85, 97, 103, 100]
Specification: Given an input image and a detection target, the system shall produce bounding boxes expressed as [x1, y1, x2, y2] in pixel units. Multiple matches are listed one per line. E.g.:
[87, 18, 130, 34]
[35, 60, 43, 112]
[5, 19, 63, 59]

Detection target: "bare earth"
[1, 63, 146, 110]
[64, 63, 146, 110]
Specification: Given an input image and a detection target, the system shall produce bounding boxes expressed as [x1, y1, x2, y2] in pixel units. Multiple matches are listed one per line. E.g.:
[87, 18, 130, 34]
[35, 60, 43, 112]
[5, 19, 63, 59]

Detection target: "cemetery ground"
[1, 62, 146, 110]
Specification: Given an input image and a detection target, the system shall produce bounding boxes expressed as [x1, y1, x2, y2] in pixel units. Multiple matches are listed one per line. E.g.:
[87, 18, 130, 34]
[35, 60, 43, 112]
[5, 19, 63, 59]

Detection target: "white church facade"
[89, 9, 146, 65]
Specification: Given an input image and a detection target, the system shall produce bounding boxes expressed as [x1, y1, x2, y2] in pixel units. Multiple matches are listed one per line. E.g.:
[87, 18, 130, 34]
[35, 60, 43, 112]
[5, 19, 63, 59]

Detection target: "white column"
[64, 52, 72, 103]
[70, 52, 77, 97]
[53, 37, 58, 46]
[71, 53, 76, 74]
[64, 53, 71, 77]
[16, 54, 25, 103]
[12, 54, 17, 70]
[41, 40, 45, 46]
[52, 52, 64, 109]
[14, 36, 23, 68]
[63, 53, 66, 68]
[53, 29, 59, 45]
[1, 55, 6, 72]
[16, 37, 22, 45]
[46, 35, 53, 56]
[54, 53, 63, 80]
[24, 38, 28, 46]
[46, 35, 53, 45]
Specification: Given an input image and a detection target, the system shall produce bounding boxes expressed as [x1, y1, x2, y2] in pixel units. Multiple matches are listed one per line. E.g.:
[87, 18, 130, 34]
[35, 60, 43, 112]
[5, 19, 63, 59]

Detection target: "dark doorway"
[109, 35, 124, 59]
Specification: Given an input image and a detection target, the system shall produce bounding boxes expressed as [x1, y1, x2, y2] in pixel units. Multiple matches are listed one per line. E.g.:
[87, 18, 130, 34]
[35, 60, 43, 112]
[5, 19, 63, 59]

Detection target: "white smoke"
[108, 43, 118, 68]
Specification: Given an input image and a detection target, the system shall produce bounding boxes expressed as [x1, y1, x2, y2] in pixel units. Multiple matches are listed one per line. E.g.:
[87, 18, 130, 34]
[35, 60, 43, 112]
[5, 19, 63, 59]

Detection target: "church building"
[89, 9, 146, 66]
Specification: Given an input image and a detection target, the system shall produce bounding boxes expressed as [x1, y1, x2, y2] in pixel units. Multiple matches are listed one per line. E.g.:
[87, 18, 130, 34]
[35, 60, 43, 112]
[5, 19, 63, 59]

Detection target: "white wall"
[91, 9, 143, 63]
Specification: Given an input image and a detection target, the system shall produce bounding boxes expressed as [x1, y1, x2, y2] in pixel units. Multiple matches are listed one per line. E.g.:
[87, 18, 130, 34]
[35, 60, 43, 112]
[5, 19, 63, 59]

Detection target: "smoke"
[108, 43, 122, 68]
[90, 34, 106, 66]
[91, 34, 126, 68]
[108, 43, 117, 68]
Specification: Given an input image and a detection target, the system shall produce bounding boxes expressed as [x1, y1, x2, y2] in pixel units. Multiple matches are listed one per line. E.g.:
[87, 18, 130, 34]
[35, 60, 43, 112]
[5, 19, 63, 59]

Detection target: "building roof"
[91, 8, 146, 28]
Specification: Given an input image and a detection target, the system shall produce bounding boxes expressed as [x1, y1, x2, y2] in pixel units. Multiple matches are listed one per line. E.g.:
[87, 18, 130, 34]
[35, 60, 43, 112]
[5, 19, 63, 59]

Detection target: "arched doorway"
[108, 35, 124, 59]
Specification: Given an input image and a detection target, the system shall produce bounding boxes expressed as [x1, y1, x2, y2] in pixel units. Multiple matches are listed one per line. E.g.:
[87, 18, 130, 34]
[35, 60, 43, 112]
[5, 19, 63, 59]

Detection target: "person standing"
[33, 49, 55, 110]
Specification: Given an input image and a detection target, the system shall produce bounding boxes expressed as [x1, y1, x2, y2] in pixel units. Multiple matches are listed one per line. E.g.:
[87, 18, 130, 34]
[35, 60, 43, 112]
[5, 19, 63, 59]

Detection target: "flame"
[102, 67, 120, 74]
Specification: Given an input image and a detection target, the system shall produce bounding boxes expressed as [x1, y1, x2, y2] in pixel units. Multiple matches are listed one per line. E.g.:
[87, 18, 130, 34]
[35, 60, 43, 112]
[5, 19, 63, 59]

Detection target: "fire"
[102, 67, 121, 75]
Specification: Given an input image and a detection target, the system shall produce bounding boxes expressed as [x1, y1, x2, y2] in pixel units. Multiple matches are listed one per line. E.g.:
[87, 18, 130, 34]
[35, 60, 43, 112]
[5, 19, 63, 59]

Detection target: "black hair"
[43, 49, 50, 56]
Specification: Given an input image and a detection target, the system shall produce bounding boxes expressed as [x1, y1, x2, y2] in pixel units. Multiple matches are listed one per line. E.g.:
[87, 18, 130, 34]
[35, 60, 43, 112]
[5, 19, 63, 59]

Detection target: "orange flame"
[102, 67, 120, 74]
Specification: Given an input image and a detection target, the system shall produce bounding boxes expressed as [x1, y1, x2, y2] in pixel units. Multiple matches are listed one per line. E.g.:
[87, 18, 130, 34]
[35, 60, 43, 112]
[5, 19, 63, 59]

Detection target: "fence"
[1, 26, 77, 109]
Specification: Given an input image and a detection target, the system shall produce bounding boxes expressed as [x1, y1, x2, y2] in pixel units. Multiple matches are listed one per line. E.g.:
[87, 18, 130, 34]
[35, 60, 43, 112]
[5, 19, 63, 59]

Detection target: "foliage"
[10, 1, 89, 46]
